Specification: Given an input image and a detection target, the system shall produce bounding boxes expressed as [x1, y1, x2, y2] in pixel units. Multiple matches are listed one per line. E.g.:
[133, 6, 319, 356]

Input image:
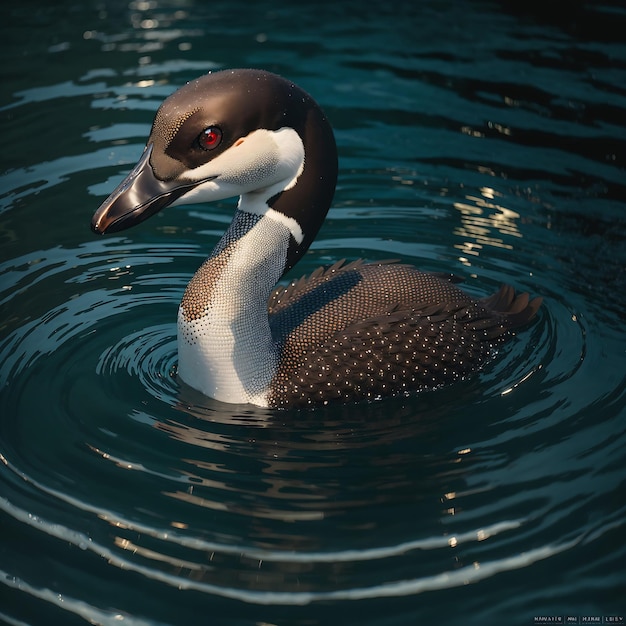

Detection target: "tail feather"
[481, 285, 542, 330]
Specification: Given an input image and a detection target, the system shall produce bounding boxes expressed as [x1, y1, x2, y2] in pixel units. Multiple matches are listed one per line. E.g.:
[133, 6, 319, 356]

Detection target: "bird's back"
[267, 260, 541, 407]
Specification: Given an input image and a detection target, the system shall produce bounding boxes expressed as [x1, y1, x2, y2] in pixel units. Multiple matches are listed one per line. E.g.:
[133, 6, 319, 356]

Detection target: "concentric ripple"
[96, 323, 179, 404]
[1, 214, 623, 625]
[2, 1, 626, 624]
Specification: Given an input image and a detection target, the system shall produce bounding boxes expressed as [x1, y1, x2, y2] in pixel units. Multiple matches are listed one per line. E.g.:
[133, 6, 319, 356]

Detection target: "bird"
[91, 68, 541, 409]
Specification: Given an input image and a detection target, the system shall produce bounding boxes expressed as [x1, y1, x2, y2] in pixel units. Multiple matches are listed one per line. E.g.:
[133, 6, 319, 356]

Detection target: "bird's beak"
[91, 144, 205, 234]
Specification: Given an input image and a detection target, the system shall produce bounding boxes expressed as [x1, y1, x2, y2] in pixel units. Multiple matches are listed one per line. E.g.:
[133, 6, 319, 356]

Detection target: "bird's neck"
[176, 208, 292, 405]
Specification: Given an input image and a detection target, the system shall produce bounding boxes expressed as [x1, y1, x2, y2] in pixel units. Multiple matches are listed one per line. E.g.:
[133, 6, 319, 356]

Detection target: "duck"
[91, 68, 541, 409]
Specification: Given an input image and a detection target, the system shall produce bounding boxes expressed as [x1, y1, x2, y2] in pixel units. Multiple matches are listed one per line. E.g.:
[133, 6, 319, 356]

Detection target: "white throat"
[176, 208, 292, 406]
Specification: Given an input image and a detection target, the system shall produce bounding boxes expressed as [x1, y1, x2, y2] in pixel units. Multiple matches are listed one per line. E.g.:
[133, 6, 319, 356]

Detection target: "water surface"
[1, 1, 625, 625]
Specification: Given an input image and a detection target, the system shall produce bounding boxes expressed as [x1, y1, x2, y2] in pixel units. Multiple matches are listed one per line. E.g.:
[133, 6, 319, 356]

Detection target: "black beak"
[91, 144, 204, 234]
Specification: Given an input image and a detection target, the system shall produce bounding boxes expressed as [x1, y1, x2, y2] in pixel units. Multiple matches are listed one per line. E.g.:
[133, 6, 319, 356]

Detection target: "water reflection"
[156, 393, 454, 524]
[70, 392, 516, 596]
[81, 0, 201, 57]
[454, 187, 523, 260]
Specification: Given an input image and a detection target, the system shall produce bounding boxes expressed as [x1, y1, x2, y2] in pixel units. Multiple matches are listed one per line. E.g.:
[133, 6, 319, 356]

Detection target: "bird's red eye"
[198, 126, 222, 150]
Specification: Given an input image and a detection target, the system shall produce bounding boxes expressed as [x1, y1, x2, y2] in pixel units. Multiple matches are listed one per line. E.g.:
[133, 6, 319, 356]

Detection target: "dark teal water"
[1, 1, 625, 625]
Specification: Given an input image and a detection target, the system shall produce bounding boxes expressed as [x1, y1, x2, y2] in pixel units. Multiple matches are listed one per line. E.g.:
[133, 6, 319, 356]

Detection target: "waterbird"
[92, 69, 541, 409]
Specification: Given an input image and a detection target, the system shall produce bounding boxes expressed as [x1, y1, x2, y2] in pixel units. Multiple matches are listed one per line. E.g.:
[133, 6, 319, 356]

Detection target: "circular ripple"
[2, 24, 625, 619]
[96, 324, 179, 404]
[1, 199, 624, 626]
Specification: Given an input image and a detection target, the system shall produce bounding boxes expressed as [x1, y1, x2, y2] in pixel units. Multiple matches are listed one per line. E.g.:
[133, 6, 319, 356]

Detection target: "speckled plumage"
[266, 260, 538, 408]
[180, 212, 262, 326]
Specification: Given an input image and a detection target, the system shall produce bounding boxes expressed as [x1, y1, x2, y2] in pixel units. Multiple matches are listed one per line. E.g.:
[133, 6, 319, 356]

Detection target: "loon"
[91, 68, 541, 409]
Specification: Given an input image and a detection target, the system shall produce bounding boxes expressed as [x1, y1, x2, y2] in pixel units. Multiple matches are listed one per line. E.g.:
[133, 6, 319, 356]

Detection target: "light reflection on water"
[453, 189, 523, 257]
[1, 1, 625, 624]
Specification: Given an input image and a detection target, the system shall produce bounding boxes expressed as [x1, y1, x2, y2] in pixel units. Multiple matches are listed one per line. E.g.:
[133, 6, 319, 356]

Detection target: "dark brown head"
[91, 69, 338, 273]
